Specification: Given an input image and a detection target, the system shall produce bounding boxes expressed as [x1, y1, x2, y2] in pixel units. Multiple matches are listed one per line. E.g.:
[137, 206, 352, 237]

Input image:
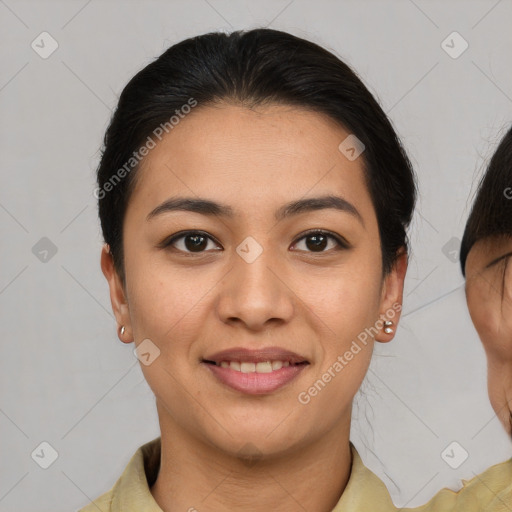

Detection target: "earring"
[384, 320, 394, 334]
[120, 326, 125, 335]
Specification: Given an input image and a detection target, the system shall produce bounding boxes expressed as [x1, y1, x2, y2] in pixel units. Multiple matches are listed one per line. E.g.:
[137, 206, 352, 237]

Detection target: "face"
[465, 235, 512, 436]
[101, 103, 406, 459]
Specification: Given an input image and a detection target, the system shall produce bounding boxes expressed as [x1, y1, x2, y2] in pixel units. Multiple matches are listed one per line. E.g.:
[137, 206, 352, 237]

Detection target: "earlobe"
[100, 244, 132, 343]
[375, 250, 408, 343]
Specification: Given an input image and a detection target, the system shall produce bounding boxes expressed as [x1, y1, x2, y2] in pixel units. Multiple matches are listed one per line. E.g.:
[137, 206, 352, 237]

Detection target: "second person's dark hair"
[96, 28, 416, 284]
[460, 124, 512, 275]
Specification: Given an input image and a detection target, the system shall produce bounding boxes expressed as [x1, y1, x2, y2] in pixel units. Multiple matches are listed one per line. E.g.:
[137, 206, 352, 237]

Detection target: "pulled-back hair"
[96, 28, 416, 284]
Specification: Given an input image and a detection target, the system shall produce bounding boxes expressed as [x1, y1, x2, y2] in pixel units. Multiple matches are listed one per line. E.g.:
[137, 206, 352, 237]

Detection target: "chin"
[208, 424, 307, 461]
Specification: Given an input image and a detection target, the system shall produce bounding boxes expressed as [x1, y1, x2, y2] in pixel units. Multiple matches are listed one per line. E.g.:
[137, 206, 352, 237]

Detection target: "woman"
[80, 28, 508, 511]
[460, 125, 512, 437]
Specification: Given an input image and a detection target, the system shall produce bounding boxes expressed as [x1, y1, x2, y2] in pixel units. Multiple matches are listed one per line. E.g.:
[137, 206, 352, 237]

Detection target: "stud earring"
[384, 320, 394, 334]
[120, 326, 125, 335]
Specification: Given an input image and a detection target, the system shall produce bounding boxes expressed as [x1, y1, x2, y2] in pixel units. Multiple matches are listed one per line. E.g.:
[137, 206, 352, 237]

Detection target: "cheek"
[124, 250, 212, 344]
[295, 260, 383, 358]
[324, 262, 382, 322]
[466, 286, 480, 326]
[305, 256, 384, 387]
[125, 260, 216, 401]
[466, 281, 505, 358]
[467, 288, 490, 343]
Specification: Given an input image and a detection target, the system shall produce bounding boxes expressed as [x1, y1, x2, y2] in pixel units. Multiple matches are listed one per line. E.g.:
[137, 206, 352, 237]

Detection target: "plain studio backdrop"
[1, 1, 512, 510]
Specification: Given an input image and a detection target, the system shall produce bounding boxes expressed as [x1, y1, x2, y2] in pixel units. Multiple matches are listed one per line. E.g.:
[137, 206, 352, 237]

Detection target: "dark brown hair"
[460, 124, 512, 275]
[95, 28, 416, 284]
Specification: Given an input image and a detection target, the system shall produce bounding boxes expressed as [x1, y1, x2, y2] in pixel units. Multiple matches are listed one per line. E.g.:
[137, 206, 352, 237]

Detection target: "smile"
[204, 360, 307, 373]
[201, 346, 310, 394]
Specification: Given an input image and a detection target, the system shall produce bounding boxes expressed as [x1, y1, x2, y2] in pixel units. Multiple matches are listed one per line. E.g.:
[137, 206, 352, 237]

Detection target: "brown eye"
[161, 231, 221, 253]
[183, 234, 208, 252]
[292, 230, 349, 253]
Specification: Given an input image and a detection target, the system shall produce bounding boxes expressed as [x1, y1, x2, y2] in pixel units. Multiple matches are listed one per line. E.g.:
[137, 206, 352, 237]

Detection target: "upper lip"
[202, 346, 309, 365]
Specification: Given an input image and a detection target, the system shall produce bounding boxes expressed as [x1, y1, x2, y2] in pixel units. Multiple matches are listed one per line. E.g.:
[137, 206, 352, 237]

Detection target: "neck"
[150, 403, 353, 512]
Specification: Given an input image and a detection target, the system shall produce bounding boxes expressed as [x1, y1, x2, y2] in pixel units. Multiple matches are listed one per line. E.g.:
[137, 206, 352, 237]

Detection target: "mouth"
[202, 359, 309, 373]
[201, 347, 310, 394]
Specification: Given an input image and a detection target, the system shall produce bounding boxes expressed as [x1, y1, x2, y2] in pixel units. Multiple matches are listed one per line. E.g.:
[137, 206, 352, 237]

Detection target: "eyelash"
[486, 251, 512, 269]
[159, 229, 350, 255]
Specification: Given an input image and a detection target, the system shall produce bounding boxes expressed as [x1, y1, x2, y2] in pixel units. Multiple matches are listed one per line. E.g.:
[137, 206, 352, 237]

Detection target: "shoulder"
[77, 487, 114, 512]
[339, 446, 512, 512]
[76, 437, 161, 512]
[451, 457, 512, 511]
[413, 457, 512, 512]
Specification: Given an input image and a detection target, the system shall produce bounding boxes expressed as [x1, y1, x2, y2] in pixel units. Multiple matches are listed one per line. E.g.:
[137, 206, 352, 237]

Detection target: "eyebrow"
[485, 251, 512, 269]
[146, 195, 364, 225]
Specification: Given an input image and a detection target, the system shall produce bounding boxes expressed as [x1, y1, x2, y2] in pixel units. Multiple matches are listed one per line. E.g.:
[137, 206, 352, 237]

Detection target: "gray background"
[1, 0, 512, 510]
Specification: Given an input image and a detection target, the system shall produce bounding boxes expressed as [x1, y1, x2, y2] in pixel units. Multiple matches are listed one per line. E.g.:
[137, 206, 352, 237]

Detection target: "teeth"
[241, 362, 256, 373]
[216, 360, 296, 373]
[271, 361, 283, 370]
[256, 362, 272, 373]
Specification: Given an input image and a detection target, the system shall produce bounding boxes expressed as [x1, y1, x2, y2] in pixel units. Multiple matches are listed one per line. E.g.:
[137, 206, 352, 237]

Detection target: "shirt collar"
[110, 436, 401, 511]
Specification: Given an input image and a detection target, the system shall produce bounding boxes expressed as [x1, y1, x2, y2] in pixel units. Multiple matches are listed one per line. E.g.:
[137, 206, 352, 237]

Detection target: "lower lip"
[203, 363, 308, 395]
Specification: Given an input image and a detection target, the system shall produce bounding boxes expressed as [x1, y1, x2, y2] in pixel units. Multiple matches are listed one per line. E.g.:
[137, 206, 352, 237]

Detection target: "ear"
[375, 249, 408, 343]
[100, 243, 132, 343]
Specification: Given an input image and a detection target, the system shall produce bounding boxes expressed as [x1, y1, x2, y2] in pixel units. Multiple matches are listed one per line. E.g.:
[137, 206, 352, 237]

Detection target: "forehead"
[128, 103, 376, 222]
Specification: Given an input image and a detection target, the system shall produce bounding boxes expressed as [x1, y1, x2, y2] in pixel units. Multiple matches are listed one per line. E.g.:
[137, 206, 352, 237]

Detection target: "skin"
[465, 235, 512, 437]
[101, 102, 407, 512]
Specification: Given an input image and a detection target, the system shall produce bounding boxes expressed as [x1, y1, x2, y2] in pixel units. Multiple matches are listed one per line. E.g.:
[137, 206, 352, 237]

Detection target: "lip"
[203, 346, 308, 365]
[201, 346, 309, 395]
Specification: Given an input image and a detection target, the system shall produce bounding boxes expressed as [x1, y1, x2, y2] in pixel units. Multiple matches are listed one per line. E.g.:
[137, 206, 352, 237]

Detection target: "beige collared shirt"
[78, 437, 512, 511]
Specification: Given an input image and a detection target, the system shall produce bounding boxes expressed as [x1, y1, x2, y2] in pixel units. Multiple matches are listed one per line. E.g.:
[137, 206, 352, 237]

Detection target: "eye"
[160, 230, 222, 253]
[486, 251, 512, 269]
[160, 229, 350, 255]
[291, 230, 349, 253]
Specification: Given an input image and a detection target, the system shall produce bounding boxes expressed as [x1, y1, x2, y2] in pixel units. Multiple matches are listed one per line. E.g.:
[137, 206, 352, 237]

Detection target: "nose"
[215, 243, 295, 331]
